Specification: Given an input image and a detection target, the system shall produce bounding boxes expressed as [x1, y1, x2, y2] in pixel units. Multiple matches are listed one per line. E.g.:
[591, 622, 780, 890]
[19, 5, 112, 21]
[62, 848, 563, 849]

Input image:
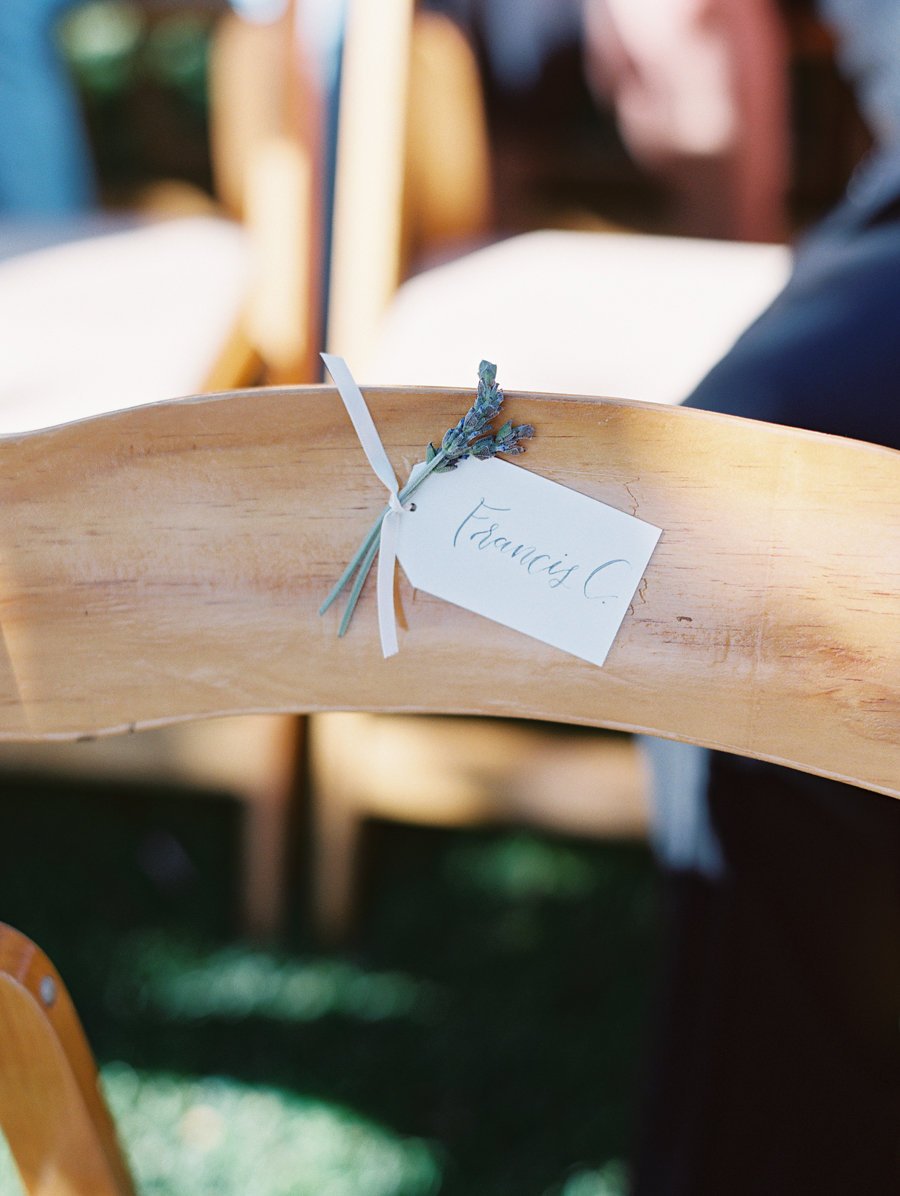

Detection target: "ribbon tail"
[377, 509, 400, 658]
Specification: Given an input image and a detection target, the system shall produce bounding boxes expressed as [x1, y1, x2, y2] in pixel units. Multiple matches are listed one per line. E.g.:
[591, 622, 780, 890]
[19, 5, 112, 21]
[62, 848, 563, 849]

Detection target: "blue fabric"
[686, 151, 900, 452]
[0, 0, 96, 214]
[819, 0, 900, 143]
[642, 738, 723, 878]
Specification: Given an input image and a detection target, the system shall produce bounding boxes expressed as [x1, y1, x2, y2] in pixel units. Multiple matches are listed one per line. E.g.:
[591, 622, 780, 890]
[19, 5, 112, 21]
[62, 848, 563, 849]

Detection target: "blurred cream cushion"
[364, 229, 791, 404]
[0, 215, 249, 434]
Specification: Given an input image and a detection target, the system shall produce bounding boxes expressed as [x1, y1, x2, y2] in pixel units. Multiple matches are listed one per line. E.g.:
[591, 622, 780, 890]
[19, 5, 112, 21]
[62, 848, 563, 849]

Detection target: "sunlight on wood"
[0, 385, 895, 797]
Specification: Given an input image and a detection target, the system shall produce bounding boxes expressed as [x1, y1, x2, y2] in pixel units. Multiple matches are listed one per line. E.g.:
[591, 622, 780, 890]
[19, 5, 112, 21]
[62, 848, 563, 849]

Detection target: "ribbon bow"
[321, 354, 407, 657]
[320, 355, 533, 657]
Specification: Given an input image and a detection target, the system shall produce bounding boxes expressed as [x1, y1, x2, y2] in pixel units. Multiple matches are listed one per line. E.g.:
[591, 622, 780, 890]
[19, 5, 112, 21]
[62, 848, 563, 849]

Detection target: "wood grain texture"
[0, 384, 897, 797]
[0, 925, 136, 1195]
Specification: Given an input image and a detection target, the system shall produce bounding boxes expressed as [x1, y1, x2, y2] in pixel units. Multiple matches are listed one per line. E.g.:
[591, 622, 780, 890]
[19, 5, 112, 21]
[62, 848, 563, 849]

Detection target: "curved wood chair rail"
[0, 385, 897, 798]
[0, 923, 136, 1195]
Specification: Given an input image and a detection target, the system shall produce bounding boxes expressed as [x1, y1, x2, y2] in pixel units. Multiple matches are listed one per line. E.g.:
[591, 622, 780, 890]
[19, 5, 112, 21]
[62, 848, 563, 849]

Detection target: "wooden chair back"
[0, 923, 135, 1195]
[1, 384, 896, 797]
[0, 382, 896, 1191]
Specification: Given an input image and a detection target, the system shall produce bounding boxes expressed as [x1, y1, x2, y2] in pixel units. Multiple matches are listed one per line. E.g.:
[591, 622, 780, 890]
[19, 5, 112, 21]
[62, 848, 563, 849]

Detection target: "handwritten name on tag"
[396, 456, 661, 667]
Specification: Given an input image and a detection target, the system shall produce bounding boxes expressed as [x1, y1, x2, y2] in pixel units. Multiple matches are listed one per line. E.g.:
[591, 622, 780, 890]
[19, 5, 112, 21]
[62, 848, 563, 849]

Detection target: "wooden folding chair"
[0, 381, 896, 1191]
[0, 0, 493, 942]
[0, 925, 135, 1196]
[312, 0, 798, 937]
[0, 0, 330, 940]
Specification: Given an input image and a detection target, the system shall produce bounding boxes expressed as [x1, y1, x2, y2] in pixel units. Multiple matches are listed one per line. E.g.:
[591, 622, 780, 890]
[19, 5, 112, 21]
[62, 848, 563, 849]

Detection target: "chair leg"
[308, 715, 366, 943]
[239, 715, 307, 940]
[310, 779, 365, 944]
[0, 925, 136, 1196]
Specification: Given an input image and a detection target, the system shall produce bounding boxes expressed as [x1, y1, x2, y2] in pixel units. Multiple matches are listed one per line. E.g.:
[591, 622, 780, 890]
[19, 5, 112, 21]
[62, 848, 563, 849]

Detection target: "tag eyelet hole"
[408, 503, 417, 512]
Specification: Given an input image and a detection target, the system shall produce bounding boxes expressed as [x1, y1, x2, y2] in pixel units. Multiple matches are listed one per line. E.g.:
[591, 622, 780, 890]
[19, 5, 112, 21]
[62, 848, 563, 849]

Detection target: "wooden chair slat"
[0, 925, 136, 1195]
[1, 385, 896, 797]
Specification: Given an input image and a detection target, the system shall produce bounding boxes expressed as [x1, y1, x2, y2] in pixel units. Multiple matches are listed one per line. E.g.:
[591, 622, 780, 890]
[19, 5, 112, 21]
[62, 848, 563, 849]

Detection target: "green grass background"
[0, 769, 659, 1195]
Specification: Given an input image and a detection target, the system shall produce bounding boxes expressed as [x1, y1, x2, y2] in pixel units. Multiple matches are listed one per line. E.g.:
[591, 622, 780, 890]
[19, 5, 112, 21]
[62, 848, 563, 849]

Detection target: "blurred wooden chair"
[327, 1, 791, 391]
[312, 0, 791, 937]
[0, 380, 896, 1190]
[0, 0, 329, 938]
[0, 0, 496, 941]
[0, 3, 321, 431]
[309, 714, 650, 937]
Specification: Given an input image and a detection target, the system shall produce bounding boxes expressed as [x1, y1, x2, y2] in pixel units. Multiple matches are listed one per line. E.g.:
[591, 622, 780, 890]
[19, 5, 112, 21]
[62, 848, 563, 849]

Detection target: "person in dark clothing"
[632, 12, 900, 1193]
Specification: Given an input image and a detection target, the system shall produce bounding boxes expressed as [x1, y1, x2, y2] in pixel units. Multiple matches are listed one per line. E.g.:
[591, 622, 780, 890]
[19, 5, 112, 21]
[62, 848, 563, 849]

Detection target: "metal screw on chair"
[39, 975, 57, 1008]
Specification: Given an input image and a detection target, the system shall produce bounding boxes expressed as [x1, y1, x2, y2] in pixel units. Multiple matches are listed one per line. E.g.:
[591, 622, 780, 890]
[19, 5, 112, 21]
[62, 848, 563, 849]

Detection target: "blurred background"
[0, 1, 875, 1193]
[10, 0, 867, 230]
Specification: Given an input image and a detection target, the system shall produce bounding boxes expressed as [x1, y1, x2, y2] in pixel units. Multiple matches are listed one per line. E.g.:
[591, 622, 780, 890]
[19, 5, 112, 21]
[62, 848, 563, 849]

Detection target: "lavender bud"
[478, 360, 497, 388]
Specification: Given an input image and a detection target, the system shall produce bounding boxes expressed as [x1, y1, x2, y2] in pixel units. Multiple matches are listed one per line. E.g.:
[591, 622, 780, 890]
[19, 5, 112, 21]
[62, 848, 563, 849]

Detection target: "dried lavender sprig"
[432, 359, 506, 470]
[469, 419, 535, 460]
[322, 362, 501, 619]
[337, 533, 380, 638]
[322, 361, 535, 636]
[330, 446, 451, 633]
[319, 444, 449, 619]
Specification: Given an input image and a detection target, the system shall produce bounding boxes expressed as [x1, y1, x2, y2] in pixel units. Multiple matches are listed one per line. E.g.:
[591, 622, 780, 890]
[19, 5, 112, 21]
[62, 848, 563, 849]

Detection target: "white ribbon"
[321, 353, 405, 657]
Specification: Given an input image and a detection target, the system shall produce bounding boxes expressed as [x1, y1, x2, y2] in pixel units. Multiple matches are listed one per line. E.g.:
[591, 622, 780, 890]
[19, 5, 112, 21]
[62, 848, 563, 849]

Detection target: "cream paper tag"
[396, 456, 661, 667]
